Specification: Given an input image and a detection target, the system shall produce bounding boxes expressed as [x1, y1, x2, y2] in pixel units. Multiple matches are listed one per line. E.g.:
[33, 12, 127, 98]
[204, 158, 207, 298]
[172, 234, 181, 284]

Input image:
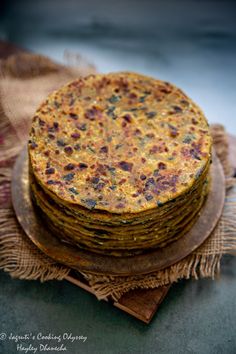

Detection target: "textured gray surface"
[0, 1, 236, 353]
[0, 255, 236, 354]
[0, 0, 236, 132]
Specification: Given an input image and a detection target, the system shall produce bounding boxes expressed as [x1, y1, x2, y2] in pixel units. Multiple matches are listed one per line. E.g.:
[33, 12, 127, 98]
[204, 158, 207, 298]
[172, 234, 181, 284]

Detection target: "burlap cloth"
[0, 53, 236, 301]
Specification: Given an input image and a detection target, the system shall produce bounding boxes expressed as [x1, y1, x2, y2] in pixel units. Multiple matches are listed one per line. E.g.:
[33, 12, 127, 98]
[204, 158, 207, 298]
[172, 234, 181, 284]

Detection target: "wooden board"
[11, 147, 225, 276]
[65, 272, 171, 324]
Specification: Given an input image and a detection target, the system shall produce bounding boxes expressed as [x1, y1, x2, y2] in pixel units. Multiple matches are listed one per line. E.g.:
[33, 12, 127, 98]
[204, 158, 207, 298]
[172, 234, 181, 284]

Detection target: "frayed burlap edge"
[0, 207, 70, 282]
[0, 52, 236, 301]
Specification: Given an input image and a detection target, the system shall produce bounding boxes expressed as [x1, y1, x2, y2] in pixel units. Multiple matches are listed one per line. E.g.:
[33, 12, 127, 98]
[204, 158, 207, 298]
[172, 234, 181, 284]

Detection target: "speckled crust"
[28, 72, 212, 256]
[29, 72, 212, 214]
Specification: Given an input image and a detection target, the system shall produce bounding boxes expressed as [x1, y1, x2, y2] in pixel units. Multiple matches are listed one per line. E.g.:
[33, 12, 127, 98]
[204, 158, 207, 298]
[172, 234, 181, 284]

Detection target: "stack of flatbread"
[28, 72, 212, 256]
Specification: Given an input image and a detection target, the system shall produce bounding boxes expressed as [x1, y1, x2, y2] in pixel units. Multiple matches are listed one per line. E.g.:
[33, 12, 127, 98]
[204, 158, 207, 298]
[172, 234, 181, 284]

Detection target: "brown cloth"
[0, 52, 236, 301]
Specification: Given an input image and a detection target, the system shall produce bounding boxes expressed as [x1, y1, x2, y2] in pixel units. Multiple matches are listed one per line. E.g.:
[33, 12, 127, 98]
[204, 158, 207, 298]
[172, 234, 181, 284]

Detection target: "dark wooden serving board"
[65, 272, 171, 324]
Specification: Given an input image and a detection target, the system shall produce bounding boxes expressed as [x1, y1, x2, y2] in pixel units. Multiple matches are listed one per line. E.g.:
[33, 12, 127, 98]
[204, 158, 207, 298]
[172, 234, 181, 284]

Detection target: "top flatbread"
[28, 72, 212, 213]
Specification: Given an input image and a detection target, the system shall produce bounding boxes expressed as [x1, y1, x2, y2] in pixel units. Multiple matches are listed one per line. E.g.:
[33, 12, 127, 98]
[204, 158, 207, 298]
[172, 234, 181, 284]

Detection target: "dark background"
[0, 0, 236, 131]
[0, 1, 236, 354]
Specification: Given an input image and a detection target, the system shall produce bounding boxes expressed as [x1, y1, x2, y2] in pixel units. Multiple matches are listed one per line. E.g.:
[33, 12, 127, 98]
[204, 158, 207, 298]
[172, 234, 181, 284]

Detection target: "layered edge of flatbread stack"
[28, 72, 212, 257]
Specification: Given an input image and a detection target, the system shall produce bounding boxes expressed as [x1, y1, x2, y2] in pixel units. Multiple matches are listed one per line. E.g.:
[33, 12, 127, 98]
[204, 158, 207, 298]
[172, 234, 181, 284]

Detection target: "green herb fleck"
[183, 134, 195, 144]
[82, 199, 97, 209]
[106, 106, 116, 119]
[108, 95, 120, 103]
[139, 96, 146, 103]
[63, 173, 75, 181]
[146, 111, 157, 119]
[87, 145, 96, 153]
[69, 187, 79, 195]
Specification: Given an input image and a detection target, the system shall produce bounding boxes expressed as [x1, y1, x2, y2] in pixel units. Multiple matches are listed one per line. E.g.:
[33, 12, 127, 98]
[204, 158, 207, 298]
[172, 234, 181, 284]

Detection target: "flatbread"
[28, 72, 212, 256]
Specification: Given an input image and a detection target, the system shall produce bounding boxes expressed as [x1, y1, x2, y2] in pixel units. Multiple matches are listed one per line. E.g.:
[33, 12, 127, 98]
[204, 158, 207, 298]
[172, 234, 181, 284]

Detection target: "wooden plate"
[11, 147, 225, 276]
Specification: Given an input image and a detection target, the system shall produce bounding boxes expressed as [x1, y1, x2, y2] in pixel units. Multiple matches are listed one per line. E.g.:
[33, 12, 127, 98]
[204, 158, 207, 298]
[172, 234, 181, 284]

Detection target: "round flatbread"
[29, 72, 211, 213]
[28, 72, 212, 255]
